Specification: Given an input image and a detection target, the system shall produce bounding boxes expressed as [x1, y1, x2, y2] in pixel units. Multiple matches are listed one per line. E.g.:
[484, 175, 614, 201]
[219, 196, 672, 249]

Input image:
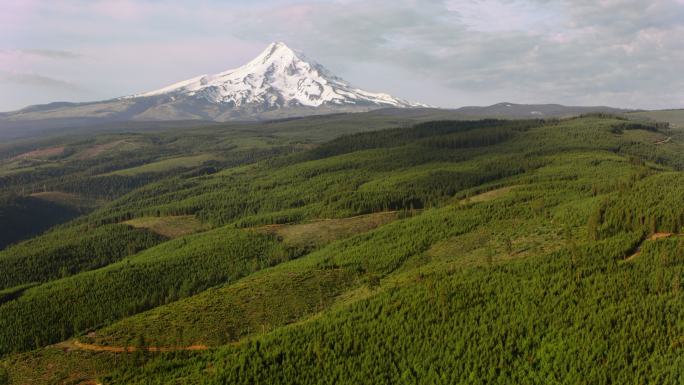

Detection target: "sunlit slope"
[0, 108, 486, 250]
[84, 117, 684, 228]
[84, 152, 630, 349]
[105, 142, 684, 384]
[0, 227, 297, 354]
[2, 114, 684, 384]
[0, 224, 165, 290]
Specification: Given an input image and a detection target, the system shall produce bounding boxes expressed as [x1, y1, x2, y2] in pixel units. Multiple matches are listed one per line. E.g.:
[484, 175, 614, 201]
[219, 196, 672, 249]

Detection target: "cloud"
[18, 49, 81, 59]
[0, 0, 682, 110]
[0, 49, 81, 61]
[224, 0, 684, 108]
[0, 71, 83, 91]
[447, 0, 564, 33]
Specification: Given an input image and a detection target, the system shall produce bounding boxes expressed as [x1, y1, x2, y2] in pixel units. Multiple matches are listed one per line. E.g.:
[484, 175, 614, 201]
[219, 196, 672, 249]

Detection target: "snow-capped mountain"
[0, 42, 424, 128]
[130, 42, 422, 110]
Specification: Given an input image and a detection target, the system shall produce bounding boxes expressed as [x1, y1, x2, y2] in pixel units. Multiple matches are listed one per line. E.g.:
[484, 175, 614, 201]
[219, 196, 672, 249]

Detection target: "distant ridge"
[0, 103, 635, 141]
[454, 102, 633, 118]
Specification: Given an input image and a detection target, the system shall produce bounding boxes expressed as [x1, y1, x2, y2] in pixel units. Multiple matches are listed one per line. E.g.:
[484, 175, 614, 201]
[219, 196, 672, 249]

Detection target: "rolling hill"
[2, 111, 684, 384]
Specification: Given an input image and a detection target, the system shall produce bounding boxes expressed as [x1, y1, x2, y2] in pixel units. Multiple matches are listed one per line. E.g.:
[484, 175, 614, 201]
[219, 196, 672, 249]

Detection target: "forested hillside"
[0, 110, 489, 249]
[2, 113, 684, 384]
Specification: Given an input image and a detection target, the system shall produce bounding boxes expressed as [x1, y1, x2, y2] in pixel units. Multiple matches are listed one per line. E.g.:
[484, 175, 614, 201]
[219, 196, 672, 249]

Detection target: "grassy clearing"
[253, 211, 399, 249]
[424, 218, 563, 269]
[123, 216, 210, 238]
[10, 146, 65, 161]
[75, 139, 144, 160]
[460, 185, 515, 204]
[106, 153, 218, 176]
[0, 347, 118, 385]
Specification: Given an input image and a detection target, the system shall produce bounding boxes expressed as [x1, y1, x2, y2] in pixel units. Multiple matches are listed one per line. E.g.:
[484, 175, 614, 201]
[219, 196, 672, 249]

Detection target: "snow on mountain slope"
[0, 42, 428, 129]
[130, 42, 424, 109]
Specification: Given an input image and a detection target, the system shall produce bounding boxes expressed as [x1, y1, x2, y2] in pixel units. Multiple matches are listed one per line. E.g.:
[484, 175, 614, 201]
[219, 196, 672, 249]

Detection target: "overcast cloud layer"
[1, 0, 683, 111]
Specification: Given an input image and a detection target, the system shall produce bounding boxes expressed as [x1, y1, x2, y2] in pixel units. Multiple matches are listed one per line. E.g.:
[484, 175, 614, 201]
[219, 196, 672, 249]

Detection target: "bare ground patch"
[254, 211, 399, 248]
[123, 216, 210, 238]
[57, 340, 208, 353]
[11, 146, 65, 161]
[76, 140, 130, 159]
[624, 232, 675, 262]
[460, 186, 516, 205]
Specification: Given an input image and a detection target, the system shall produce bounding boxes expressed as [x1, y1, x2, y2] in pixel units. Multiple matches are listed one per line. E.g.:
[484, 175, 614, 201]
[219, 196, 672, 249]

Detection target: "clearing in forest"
[10, 146, 65, 161]
[76, 140, 134, 159]
[58, 340, 208, 353]
[254, 211, 399, 249]
[123, 216, 210, 238]
[460, 186, 516, 205]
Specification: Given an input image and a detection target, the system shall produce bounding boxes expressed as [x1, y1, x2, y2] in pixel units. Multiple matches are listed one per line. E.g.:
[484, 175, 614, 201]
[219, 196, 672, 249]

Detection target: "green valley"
[1, 111, 684, 384]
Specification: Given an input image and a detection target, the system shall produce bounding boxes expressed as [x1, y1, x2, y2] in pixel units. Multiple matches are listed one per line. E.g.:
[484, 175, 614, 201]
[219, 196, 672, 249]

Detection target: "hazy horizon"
[2, 0, 684, 112]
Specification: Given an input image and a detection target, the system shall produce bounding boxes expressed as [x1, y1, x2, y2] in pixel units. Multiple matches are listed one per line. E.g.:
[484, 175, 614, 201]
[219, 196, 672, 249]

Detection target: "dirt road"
[624, 233, 674, 261]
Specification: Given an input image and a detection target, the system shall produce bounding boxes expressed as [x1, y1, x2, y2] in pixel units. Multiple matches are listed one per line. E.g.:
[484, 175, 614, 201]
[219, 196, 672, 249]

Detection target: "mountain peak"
[248, 41, 303, 67]
[266, 41, 296, 54]
[133, 42, 424, 110]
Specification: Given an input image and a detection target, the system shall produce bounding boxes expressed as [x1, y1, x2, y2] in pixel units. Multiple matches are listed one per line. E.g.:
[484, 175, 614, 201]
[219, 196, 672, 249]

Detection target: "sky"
[1, 0, 683, 111]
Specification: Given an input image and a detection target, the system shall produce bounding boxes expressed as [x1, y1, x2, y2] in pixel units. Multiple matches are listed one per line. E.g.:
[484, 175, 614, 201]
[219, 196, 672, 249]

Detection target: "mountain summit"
[0, 42, 423, 127]
[132, 42, 421, 110]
